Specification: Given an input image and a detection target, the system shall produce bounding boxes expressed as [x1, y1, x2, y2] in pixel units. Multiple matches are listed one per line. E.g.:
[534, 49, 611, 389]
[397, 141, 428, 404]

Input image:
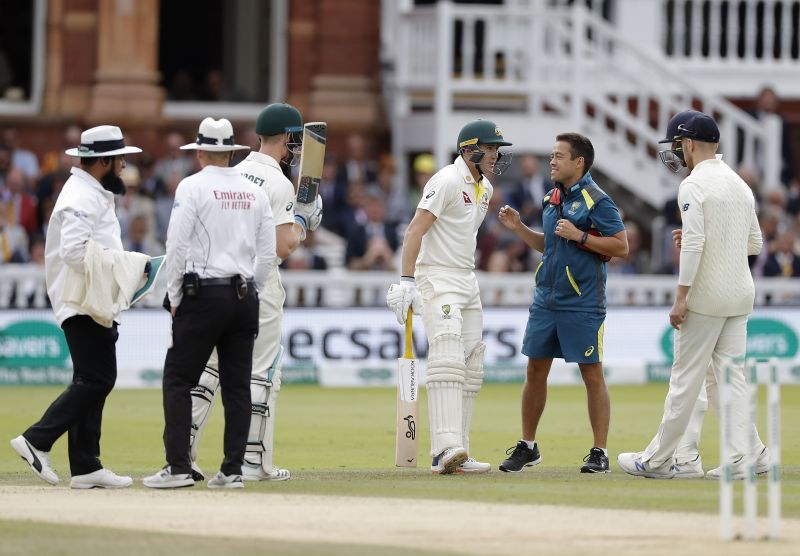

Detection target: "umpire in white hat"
[144, 118, 276, 489]
[11, 125, 142, 489]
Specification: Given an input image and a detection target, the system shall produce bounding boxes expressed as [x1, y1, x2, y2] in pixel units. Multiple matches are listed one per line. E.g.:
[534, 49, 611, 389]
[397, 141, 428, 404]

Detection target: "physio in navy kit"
[497, 133, 628, 475]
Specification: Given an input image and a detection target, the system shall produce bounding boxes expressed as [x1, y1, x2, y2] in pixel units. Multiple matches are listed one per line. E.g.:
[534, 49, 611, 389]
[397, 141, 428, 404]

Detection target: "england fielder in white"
[618, 110, 770, 479]
[189, 103, 322, 482]
[387, 119, 512, 475]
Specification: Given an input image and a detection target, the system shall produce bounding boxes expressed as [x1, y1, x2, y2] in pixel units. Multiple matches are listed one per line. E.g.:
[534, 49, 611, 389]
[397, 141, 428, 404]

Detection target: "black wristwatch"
[579, 231, 589, 245]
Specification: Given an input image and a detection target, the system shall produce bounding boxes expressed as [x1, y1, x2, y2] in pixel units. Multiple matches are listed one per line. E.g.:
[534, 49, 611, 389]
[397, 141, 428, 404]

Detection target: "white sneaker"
[242, 464, 291, 482]
[143, 466, 194, 489]
[70, 468, 133, 489]
[459, 457, 491, 474]
[207, 471, 244, 489]
[706, 447, 771, 480]
[10, 435, 59, 485]
[430, 447, 468, 475]
[671, 455, 704, 479]
[617, 452, 675, 479]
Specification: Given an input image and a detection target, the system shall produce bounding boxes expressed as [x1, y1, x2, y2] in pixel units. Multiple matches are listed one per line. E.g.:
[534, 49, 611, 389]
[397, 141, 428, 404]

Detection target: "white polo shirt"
[165, 165, 276, 308]
[416, 156, 493, 271]
[45, 167, 124, 325]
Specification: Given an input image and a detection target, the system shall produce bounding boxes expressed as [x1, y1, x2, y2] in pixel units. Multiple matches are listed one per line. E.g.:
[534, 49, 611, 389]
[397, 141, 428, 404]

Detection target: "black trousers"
[163, 284, 258, 476]
[24, 315, 118, 476]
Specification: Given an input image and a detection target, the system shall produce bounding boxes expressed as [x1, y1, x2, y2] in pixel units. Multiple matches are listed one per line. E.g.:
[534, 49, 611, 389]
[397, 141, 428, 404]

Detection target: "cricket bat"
[395, 308, 419, 467]
[296, 122, 327, 204]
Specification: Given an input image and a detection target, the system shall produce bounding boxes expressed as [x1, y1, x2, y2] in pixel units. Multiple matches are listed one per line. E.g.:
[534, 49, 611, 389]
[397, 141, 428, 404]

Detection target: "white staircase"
[382, 0, 783, 209]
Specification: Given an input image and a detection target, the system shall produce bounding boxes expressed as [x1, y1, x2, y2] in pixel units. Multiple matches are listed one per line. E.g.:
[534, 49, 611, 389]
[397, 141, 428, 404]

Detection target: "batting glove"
[294, 195, 323, 239]
[386, 276, 423, 325]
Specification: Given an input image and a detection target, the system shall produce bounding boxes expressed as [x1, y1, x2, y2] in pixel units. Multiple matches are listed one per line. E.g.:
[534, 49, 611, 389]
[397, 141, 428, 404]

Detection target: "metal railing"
[3, 265, 797, 309]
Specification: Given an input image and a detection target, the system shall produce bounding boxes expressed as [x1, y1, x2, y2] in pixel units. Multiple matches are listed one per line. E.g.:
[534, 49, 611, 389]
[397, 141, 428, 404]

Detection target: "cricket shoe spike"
[431, 447, 468, 475]
[10, 435, 59, 485]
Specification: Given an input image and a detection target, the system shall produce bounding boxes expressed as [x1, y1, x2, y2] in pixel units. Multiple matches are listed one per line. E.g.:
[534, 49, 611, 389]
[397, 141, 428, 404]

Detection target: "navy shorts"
[521, 306, 605, 363]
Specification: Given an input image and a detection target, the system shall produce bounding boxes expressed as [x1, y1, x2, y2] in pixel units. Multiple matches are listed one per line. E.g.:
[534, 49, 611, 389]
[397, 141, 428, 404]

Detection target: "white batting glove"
[386, 277, 423, 325]
[294, 195, 323, 239]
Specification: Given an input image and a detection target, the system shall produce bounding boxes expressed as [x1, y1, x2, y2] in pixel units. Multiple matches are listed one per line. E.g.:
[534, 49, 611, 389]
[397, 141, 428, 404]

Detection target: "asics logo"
[584, 346, 595, 357]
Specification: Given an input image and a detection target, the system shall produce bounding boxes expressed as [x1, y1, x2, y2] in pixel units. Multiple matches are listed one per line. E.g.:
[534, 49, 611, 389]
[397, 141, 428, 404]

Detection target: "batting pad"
[426, 332, 466, 457]
[462, 342, 485, 453]
[190, 365, 220, 462]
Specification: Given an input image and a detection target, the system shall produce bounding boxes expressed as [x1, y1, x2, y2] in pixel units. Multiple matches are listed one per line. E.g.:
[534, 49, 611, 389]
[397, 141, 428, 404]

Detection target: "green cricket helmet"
[255, 103, 304, 165]
[255, 103, 303, 136]
[456, 119, 513, 175]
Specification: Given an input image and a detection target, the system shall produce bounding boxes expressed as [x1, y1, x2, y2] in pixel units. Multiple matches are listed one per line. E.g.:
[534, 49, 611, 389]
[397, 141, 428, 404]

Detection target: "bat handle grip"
[403, 309, 413, 359]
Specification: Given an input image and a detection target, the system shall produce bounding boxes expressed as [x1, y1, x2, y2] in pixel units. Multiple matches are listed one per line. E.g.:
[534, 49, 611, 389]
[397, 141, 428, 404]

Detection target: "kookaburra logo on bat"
[404, 415, 416, 440]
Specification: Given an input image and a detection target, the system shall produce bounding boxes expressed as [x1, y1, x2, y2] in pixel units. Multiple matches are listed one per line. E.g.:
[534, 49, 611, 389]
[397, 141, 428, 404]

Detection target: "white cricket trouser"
[417, 267, 483, 457]
[643, 311, 754, 468]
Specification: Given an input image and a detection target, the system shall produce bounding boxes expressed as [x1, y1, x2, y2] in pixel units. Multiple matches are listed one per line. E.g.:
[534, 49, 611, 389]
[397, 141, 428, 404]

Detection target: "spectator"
[2, 128, 39, 180]
[345, 191, 399, 271]
[0, 142, 10, 187]
[14, 233, 46, 307]
[0, 199, 29, 262]
[319, 154, 348, 236]
[124, 214, 164, 256]
[763, 230, 800, 277]
[751, 206, 784, 276]
[337, 133, 378, 189]
[138, 153, 168, 200]
[748, 86, 796, 186]
[608, 220, 650, 274]
[167, 69, 195, 101]
[40, 125, 81, 175]
[153, 132, 194, 185]
[505, 154, 550, 227]
[3, 167, 38, 236]
[408, 153, 435, 219]
[373, 154, 407, 225]
[282, 230, 328, 271]
[116, 164, 157, 249]
[477, 188, 516, 270]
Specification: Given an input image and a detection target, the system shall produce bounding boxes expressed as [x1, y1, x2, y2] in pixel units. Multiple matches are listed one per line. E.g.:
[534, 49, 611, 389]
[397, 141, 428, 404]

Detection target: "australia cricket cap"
[659, 110, 720, 144]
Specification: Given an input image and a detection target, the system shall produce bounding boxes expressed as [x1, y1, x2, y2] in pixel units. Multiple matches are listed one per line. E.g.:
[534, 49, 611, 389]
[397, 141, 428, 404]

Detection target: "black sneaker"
[581, 447, 610, 473]
[499, 441, 542, 472]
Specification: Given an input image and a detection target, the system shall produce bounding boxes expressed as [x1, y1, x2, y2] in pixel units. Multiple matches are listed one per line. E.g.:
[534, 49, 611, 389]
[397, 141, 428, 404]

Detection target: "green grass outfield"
[0, 383, 797, 516]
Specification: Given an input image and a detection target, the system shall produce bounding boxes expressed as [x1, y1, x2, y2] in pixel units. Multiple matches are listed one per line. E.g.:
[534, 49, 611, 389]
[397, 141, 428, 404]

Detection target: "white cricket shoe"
[617, 452, 675, 479]
[706, 447, 771, 480]
[459, 457, 491, 474]
[143, 466, 194, 489]
[430, 447, 468, 475]
[671, 455, 704, 479]
[10, 435, 59, 485]
[70, 468, 133, 489]
[207, 471, 244, 489]
[242, 465, 291, 482]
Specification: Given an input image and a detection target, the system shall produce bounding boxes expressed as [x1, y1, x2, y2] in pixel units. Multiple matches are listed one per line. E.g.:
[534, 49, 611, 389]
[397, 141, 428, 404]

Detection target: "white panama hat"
[65, 125, 143, 158]
[180, 117, 249, 152]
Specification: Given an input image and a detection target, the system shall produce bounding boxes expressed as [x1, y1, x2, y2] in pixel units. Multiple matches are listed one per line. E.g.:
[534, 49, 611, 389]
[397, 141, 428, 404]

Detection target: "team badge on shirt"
[479, 193, 490, 212]
[568, 201, 580, 215]
[462, 191, 472, 205]
[441, 305, 451, 319]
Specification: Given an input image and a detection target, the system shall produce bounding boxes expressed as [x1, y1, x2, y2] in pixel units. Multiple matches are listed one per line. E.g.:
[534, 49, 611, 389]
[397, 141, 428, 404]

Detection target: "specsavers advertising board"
[0, 308, 798, 387]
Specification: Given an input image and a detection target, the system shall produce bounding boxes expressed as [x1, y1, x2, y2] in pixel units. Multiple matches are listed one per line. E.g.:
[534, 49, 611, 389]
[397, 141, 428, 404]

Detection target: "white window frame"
[0, 0, 46, 116]
[162, 0, 288, 120]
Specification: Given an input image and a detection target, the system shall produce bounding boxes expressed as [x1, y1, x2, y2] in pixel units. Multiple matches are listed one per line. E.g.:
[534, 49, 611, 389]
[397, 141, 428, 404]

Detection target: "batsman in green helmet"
[386, 119, 512, 475]
[189, 102, 322, 483]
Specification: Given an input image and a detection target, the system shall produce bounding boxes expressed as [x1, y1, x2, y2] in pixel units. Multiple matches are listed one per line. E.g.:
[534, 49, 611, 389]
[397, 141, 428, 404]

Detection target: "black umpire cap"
[659, 110, 720, 144]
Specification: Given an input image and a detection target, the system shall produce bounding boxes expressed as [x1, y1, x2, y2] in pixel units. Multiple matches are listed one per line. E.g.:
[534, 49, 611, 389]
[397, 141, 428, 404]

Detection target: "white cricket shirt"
[678, 158, 762, 317]
[45, 167, 124, 325]
[165, 165, 276, 307]
[237, 152, 296, 228]
[416, 156, 493, 271]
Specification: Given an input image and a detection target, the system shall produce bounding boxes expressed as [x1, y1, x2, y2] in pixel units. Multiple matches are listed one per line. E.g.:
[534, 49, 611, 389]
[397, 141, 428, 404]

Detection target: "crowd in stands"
[1, 117, 799, 283]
